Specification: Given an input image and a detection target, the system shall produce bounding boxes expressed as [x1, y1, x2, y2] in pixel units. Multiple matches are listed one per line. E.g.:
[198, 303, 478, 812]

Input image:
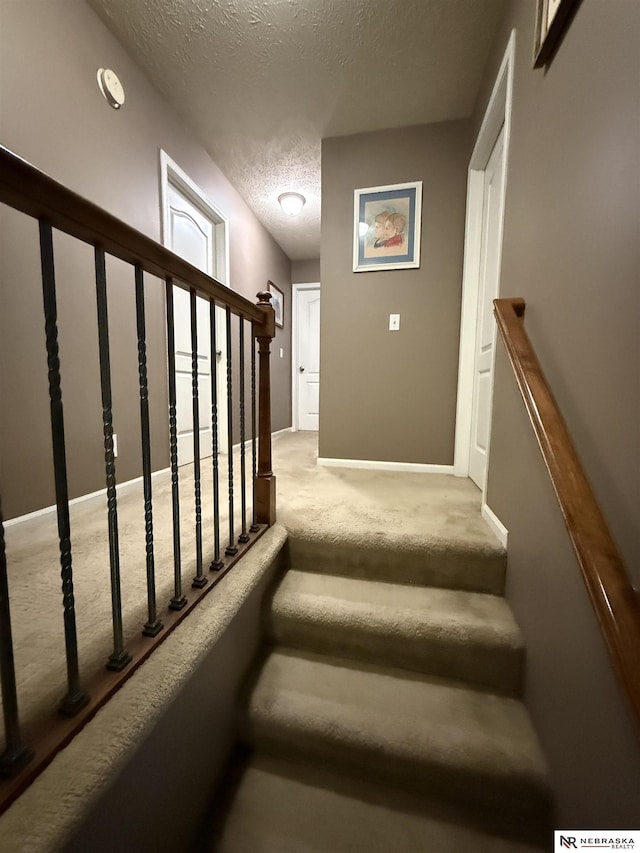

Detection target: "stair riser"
[269, 617, 524, 696]
[286, 538, 506, 594]
[242, 718, 551, 835]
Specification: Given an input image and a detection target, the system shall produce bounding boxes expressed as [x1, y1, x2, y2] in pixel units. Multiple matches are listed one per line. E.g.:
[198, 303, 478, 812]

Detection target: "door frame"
[291, 282, 320, 432]
[159, 151, 231, 458]
[453, 31, 515, 516]
[159, 150, 230, 286]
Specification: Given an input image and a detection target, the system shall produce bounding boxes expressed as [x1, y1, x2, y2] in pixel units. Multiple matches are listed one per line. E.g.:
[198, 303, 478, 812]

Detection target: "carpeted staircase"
[205, 531, 552, 852]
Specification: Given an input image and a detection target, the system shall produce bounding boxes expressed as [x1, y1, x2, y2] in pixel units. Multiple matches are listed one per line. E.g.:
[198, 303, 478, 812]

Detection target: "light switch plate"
[389, 313, 400, 331]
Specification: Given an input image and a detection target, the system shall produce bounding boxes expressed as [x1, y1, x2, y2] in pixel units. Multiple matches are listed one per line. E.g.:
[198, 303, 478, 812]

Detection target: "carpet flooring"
[2, 437, 259, 741]
[200, 433, 552, 851]
[2, 432, 552, 850]
[2, 430, 494, 748]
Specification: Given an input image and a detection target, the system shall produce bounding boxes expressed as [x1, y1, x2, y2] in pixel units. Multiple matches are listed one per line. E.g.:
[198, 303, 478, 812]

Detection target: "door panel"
[166, 183, 226, 464]
[296, 288, 321, 431]
[469, 126, 505, 488]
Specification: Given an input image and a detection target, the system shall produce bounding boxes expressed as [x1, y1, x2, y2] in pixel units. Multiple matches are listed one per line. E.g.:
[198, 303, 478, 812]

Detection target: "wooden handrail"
[494, 297, 640, 727]
[0, 146, 262, 323]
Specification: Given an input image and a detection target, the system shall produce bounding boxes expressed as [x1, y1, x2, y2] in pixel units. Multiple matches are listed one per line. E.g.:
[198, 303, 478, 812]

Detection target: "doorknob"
[299, 366, 305, 373]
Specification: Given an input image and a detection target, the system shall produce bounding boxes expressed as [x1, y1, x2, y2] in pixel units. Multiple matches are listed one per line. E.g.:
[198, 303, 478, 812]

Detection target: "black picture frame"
[533, 0, 582, 68]
[267, 280, 284, 328]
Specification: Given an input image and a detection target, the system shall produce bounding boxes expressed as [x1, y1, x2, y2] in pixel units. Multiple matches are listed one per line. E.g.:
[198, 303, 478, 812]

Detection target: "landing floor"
[2, 430, 500, 744]
[274, 431, 499, 551]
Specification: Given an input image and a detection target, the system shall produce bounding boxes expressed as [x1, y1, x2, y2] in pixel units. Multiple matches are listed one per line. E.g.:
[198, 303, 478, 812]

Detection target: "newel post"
[254, 291, 276, 525]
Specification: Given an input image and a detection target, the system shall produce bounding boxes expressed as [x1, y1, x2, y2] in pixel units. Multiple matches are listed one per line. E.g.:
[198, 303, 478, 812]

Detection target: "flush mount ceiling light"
[278, 192, 306, 216]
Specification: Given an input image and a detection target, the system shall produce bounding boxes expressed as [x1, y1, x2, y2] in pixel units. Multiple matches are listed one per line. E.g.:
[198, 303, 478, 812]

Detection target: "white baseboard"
[271, 427, 292, 440]
[232, 436, 255, 452]
[4, 468, 172, 529]
[482, 501, 508, 547]
[6, 427, 292, 529]
[317, 457, 455, 475]
[232, 426, 290, 451]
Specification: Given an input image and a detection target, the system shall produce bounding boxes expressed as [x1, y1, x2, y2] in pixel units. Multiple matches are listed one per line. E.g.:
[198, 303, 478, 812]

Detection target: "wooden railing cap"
[493, 296, 640, 729]
[0, 145, 262, 323]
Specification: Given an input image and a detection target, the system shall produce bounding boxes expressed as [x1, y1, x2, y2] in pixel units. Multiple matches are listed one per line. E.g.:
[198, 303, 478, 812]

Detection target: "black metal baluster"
[190, 289, 206, 589]
[165, 278, 186, 611]
[0, 499, 33, 775]
[135, 266, 162, 637]
[94, 247, 131, 672]
[39, 220, 89, 714]
[250, 322, 259, 533]
[210, 300, 224, 572]
[238, 317, 250, 544]
[225, 307, 238, 556]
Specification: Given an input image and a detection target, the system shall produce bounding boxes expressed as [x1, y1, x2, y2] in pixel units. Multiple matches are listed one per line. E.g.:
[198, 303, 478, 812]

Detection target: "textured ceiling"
[88, 0, 505, 260]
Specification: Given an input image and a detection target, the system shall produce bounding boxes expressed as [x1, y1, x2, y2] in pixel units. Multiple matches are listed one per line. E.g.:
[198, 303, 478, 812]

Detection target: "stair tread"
[210, 753, 547, 853]
[272, 569, 523, 647]
[245, 649, 550, 796]
[286, 536, 506, 594]
[269, 570, 524, 694]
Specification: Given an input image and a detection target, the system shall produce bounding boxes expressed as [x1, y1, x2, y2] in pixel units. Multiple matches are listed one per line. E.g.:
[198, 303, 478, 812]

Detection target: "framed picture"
[267, 280, 284, 328]
[533, 0, 581, 67]
[353, 181, 422, 273]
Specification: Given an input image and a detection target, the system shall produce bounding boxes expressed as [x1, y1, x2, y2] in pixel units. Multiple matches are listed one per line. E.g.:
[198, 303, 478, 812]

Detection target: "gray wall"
[61, 539, 286, 852]
[292, 258, 320, 283]
[0, 0, 291, 519]
[268, 276, 293, 433]
[479, 0, 640, 825]
[319, 121, 471, 464]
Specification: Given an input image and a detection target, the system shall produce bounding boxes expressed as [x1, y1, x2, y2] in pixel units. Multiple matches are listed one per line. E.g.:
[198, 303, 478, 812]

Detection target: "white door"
[166, 182, 227, 465]
[295, 287, 321, 431]
[468, 125, 505, 488]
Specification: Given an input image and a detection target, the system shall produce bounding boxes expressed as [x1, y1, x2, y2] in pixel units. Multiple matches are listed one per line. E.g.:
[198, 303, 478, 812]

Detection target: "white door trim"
[291, 281, 320, 432]
[159, 150, 230, 286]
[453, 31, 515, 485]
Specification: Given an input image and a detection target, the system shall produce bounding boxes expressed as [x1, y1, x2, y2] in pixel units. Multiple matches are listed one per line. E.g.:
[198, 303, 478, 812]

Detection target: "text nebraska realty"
[562, 839, 635, 850]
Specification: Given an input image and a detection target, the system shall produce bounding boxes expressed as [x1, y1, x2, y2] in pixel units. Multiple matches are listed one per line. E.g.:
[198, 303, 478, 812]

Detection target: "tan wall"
[266, 275, 293, 434]
[0, 0, 291, 519]
[319, 121, 471, 464]
[292, 258, 320, 283]
[479, 0, 640, 824]
[61, 545, 286, 852]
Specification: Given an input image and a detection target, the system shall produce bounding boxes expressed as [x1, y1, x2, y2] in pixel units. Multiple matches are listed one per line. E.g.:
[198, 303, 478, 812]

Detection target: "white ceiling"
[89, 0, 505, 261]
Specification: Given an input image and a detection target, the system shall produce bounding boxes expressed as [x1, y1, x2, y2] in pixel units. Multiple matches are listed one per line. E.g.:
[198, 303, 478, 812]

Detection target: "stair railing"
[0, 145, 276, 811]
[494, 297, 640, 727]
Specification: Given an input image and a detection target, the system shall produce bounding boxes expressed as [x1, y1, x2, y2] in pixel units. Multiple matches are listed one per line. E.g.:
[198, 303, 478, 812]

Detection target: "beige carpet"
[198, 433, 552, 851]
[2, 440, 258, 743]
[274, 432, 502, 552]
[206, 752, 547, 853]
[2, 430, 499, 748]
[2, 431, 551, 852]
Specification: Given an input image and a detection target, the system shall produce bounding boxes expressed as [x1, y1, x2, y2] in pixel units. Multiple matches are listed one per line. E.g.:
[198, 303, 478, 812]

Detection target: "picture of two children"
[353, 181, 422, 272]
[372, 211, 408, 251]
